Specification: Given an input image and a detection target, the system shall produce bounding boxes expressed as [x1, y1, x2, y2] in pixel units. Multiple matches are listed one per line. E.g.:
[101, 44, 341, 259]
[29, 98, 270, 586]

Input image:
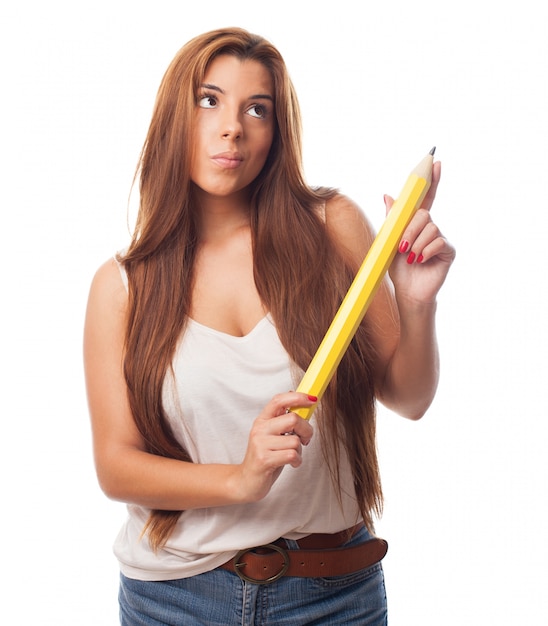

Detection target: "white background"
[2, 1, 547, 624]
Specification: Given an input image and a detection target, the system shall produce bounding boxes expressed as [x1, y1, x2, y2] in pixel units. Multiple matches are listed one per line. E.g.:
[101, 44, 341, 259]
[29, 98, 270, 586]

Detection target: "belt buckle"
[233, 543, 289, 585]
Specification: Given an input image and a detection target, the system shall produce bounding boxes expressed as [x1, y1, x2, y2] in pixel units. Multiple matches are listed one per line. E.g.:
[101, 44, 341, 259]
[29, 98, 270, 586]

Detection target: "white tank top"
[113, 263, 361, 581]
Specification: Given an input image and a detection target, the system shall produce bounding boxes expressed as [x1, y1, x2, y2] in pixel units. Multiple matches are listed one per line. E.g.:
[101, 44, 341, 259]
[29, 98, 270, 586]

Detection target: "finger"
[266, 391, 318, 418]
[397, 208, 432, 258]
[415, 234, 455, 265]
[268, 431, 303, 454]
[383, 194, 395, 217]
[258, 428, 306, 469]
[267, 446, 304, 469]
[268, 410, 313, 446]
[405, 221, 442, 264]
[284, 413, 313, 446]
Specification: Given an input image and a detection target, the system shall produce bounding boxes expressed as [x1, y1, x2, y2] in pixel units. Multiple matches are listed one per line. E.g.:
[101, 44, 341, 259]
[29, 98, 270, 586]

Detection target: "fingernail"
[308, 395, 318, 402]
[406, 251, 416, 264]
[399, 240, 409, 253]
[417, 254, 424, 264]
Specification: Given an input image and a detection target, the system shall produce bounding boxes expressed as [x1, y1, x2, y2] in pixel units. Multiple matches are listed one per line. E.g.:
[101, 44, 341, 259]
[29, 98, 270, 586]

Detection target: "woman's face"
[190, 54, 275, 202]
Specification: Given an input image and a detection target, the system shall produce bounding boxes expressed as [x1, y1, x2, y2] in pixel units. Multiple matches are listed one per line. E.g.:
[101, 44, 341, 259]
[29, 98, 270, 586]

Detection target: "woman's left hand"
[384, 161, 456, 305]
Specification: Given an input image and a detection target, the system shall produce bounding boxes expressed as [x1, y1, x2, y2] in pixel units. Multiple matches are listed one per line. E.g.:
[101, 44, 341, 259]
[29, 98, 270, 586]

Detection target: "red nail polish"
[308, 395, 318, 402]
[399, 240, 409, 253]
[417, 254, 424, 263]
[406, 251, 416, 264]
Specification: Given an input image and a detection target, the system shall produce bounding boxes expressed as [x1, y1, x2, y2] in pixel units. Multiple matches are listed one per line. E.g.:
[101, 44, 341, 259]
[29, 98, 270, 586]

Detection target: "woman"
[84, 27, 455, 625]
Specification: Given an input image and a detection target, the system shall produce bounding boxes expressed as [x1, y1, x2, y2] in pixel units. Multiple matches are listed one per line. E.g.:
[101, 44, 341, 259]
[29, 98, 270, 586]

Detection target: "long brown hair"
[120, 27, 382, 551]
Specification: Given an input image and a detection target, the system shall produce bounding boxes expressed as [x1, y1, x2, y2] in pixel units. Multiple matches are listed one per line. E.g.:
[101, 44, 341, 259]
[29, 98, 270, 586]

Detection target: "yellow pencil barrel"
[293, 150, 434, 420]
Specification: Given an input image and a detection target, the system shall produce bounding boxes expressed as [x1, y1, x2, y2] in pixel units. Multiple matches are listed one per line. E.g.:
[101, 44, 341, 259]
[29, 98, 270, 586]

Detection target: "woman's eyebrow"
[200, 83, 273, 102]
[201, 83, 224, 94]
[251, 93, 274, 102]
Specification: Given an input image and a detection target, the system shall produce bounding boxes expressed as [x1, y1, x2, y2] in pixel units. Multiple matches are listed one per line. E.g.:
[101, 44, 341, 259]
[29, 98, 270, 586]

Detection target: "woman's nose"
[221, 108, 243, 140]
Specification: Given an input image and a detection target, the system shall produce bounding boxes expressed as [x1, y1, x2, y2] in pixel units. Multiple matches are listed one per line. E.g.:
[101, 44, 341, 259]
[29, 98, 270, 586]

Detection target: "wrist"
[395, 293, 438, 320]
[224, 464, 260, 505]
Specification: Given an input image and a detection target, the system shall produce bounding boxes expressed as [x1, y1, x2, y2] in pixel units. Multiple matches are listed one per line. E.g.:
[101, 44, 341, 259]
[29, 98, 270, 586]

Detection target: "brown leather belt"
[219, 523, 388, 585]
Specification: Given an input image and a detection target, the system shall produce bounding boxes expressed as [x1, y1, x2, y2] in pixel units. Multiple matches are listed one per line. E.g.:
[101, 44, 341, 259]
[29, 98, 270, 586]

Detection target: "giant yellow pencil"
[293, 148, 436, 420]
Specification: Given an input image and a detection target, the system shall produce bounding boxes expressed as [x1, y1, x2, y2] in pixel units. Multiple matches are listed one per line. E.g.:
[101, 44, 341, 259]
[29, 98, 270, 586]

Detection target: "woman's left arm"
[325, 161, 455, 420]
[378, 161, 455, 419]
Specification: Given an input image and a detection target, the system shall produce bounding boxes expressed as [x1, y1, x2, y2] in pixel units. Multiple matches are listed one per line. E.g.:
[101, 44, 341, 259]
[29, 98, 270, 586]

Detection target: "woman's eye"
[247, 104, 267, 119]
[198, 95, 217, 109]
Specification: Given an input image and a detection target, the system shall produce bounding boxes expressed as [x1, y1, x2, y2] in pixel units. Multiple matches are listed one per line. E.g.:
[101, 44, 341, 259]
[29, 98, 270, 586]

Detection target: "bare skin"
[84, 55, 455, 512]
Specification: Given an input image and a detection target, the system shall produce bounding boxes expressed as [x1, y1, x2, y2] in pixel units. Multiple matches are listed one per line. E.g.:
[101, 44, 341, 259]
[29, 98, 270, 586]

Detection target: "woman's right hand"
[85, 259, 316, 510]
[233, 392, 316, 503]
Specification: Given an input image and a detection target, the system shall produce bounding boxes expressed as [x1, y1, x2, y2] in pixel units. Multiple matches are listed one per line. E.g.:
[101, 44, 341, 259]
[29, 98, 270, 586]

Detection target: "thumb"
[383, 194, 395, 216]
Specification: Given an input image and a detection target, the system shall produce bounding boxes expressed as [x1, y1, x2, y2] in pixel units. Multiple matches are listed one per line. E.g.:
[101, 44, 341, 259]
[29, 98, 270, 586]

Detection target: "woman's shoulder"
[92, 255, 126, 286]
[87, 256, 128, 314]
[324, 193, 376, 266]
[324, 192, 372, 225]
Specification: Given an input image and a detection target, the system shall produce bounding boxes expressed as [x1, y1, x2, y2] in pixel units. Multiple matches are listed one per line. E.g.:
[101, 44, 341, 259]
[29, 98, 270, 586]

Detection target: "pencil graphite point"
[429, 146, 436, 156]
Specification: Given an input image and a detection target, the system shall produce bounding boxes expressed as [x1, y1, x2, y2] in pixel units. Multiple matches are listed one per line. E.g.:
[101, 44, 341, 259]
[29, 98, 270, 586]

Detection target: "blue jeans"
[119, 526, 388, 625]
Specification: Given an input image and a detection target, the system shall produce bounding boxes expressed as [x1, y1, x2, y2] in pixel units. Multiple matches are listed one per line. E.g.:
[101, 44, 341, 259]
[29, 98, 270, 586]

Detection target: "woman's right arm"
[83, 259, 314, 510]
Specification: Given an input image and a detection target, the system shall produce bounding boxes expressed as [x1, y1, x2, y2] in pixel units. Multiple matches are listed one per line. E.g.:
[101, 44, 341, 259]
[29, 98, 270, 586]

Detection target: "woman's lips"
[211, 152, 244, 169]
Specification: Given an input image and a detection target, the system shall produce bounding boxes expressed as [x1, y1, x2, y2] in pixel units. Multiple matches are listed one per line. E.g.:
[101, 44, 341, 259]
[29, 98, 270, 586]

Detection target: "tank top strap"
[114, 251, 129, 292]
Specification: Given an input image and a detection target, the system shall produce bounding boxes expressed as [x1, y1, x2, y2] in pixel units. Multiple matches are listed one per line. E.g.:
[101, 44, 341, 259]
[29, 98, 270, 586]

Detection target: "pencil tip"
[429, 146, 436, 156]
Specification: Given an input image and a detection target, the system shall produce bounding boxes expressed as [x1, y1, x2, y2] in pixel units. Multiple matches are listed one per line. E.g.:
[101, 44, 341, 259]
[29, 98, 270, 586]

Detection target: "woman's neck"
[194, 187, 252, 243]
